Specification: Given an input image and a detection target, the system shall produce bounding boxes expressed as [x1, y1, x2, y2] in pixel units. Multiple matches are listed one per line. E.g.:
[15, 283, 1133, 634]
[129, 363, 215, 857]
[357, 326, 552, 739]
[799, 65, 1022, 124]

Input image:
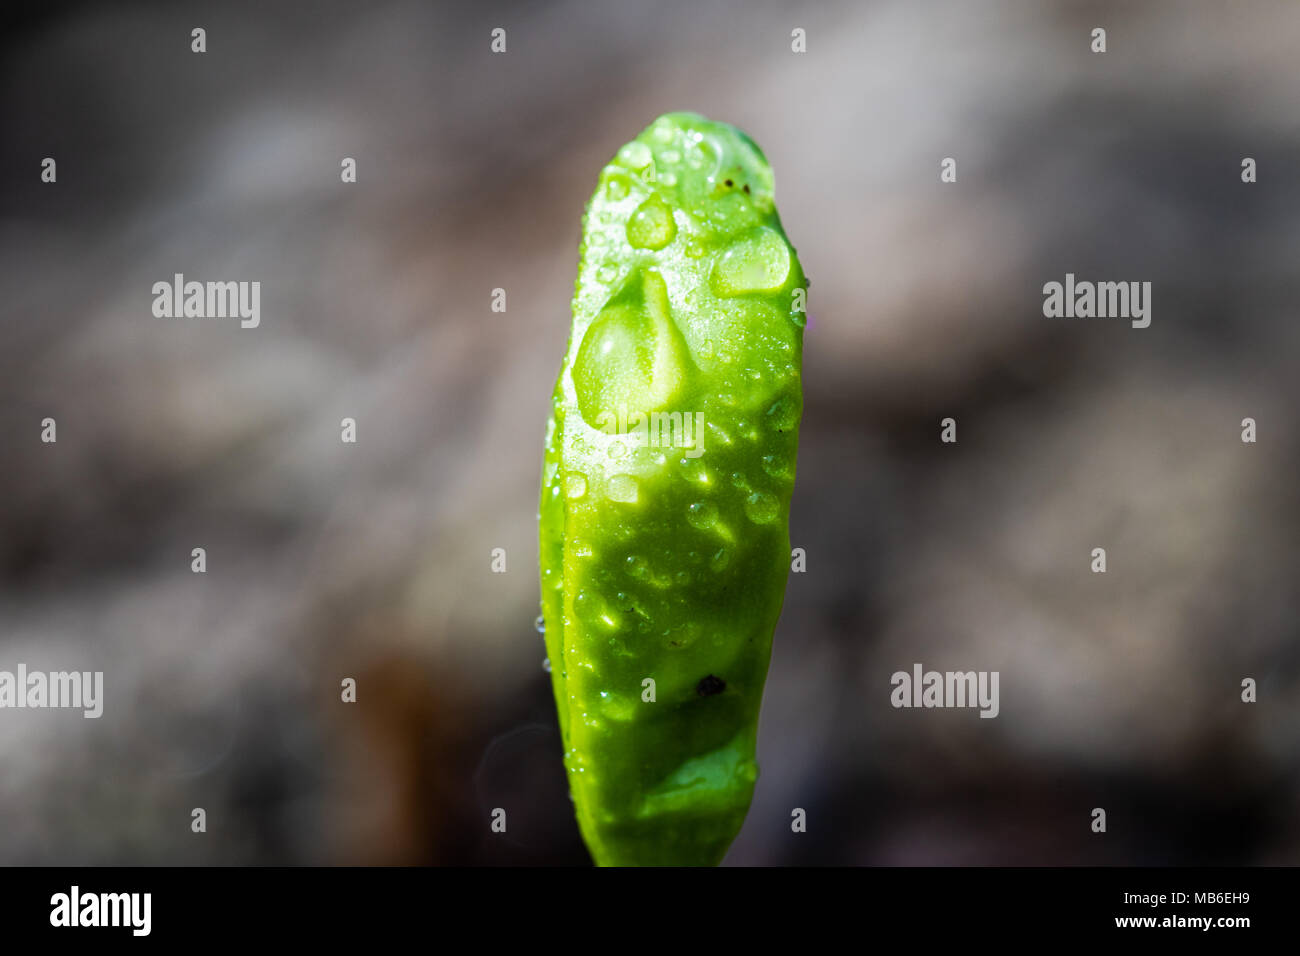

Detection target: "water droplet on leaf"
[744, 491, 779, 524]
[626, 195, 677, 250]
[564, 473, 588, 499]
[710, 227, 792, 297]
[606, 474, 640, 503]
[686, 501, 718, 530]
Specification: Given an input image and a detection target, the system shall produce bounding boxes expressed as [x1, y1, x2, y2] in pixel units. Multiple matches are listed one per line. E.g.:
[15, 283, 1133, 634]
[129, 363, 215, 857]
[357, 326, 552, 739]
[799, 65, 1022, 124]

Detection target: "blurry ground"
[0, 0, 1297, 864]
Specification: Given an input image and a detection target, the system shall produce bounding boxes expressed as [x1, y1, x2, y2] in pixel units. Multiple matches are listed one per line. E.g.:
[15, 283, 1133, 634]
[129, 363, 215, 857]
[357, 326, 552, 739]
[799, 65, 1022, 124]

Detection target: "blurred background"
[0, 0, 1297, 865]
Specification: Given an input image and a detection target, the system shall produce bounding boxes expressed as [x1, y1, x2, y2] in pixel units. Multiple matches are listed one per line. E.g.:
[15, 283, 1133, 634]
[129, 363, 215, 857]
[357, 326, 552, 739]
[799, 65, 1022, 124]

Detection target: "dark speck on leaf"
[697, 675, 726, 697]
[743, 184, 751, 194]
[724, 178, 733, 187]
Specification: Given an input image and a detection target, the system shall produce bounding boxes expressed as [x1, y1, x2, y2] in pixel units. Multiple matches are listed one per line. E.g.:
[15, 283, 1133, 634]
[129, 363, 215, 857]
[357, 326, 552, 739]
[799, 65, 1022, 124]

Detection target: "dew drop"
[607, 474, 640, 503]
[710, 548, 730, 572]
[761, 454, 788, 478]
[685, 240, 706, 259]
[542, 657, 552, 673]
[765, 394, 799, 431]
[608, 440, 627, 459]
[679, 457, 712, 486]
[686, 501, 718, 530]
[605, 175, 631, 200]
[601, 692, 636, 722]
[744, 491, 779, 524]
[626, 195, 677, 250]
[534, 614, 546, 634]
[597, 262, 618, 283]
[564, 473, 588, 499]
[710, 227, 792, 297]
[572, 271, 689, 429]
[626, 555, 649, 580]
[618, 141, 653, 170]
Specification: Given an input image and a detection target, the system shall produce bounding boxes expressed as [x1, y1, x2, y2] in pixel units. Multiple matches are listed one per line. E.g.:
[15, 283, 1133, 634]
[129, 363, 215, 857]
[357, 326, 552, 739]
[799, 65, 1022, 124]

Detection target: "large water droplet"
[744, 491, 779, 524]
[571, 270, 689, 429]
[686, 501, 718, 530]
[607, 474, 640, 503]
[574, 589, 599, 620]
[765, 394, 799, 431]
[601, 692, 636, 722]
[564, 473, 588, 499]
[761, 454, 788, 478]
[626, 195, 677, 250]
[618, 141, 653, 170]
[710, 227, 792, 297]
[679, 457, 712, 486]
[605, 175, 631, 200]
[534, 614, 546, 634]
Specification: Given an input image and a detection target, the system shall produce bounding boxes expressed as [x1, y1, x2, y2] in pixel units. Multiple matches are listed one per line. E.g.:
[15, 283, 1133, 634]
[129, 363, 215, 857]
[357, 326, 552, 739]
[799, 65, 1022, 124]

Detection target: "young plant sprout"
[539, 112, 807, 866]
